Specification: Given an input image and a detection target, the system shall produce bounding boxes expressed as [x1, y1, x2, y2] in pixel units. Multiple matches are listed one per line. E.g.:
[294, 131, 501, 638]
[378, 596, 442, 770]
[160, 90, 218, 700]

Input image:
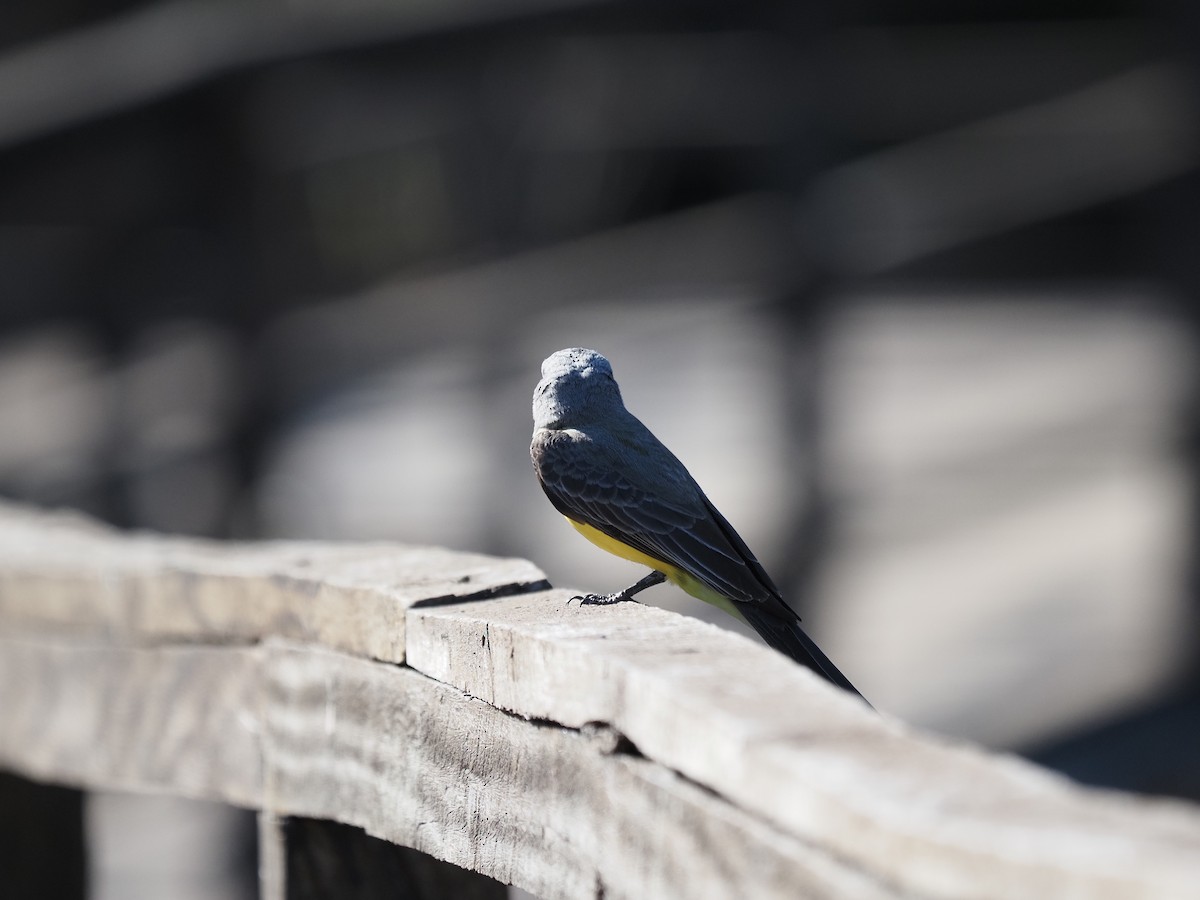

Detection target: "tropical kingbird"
[531, 347, 864, 700]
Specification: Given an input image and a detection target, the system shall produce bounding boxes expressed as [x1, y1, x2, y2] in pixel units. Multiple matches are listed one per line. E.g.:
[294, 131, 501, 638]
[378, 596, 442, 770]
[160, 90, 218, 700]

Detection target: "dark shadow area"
[0, 770, 86, 900]
[283, 817, 506, 900]
[1028, 684, 1200, 802]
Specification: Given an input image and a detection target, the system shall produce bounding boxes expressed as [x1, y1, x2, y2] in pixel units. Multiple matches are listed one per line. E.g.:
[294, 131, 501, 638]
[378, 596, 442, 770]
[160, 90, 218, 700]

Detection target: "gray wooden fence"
[1, 501, 1198, 899]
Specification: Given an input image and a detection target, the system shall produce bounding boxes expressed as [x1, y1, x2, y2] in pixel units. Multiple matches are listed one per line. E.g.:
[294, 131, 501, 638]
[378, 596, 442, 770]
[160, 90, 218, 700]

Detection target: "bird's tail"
[738, 604, 868, 704]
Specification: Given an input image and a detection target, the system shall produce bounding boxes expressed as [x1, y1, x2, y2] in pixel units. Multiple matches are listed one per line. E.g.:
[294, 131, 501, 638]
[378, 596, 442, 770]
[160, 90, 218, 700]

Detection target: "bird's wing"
[532, 428, 781, 606]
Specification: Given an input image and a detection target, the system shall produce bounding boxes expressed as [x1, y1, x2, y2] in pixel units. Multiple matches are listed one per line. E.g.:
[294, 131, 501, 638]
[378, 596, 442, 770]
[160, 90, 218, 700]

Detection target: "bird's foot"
[569, 591, 639, 607]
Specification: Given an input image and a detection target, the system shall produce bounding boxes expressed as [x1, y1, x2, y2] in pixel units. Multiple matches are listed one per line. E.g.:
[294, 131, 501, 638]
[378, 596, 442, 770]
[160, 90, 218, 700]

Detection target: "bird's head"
[533, 348, 622, 429]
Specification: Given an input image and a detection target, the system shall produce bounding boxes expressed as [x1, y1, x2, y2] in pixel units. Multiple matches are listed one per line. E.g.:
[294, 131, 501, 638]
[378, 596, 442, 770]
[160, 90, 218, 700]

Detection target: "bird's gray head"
[533, 348, 623, 429]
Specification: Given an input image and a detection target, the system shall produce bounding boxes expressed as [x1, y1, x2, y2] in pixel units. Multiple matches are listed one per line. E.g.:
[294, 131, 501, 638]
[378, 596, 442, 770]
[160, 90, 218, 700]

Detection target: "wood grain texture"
[260, 641, 897, 900]
[0, 635, 896, 900]
[407, 592, 1200, 900]
[0, 502, 546, 663]
[2, 502, 1200, 899]
[0, 635, 263, 807]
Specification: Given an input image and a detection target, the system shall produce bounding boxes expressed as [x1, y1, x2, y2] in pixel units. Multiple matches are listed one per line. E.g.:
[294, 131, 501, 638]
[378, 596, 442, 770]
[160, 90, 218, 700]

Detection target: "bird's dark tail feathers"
[738, 604, 868, 705]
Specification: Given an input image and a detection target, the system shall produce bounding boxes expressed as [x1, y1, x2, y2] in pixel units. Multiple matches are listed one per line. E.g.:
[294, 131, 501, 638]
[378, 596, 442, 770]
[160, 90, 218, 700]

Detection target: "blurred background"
[2, 0, 1199, 896]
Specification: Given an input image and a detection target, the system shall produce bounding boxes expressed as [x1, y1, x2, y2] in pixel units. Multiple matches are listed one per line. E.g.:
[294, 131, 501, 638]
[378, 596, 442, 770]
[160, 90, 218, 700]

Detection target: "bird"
[530, 347, 864, 701]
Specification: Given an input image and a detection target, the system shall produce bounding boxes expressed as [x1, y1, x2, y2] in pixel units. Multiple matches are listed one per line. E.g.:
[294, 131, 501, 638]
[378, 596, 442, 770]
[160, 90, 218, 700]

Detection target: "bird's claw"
[569, 592, 630, 607]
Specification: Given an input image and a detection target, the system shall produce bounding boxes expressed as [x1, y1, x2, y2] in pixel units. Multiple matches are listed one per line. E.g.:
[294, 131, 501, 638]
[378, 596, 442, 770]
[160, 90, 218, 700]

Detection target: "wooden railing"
[1, 501, 1198, 899]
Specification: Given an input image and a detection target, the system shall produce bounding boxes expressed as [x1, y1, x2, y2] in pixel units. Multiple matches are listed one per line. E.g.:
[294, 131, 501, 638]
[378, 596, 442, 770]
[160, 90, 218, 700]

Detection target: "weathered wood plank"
[3, 503, 1200, 899]
[260, 641, 896, 900]
[0, 634, 899, 900]
[406, 592, 1200, 900]
[0, 502, 546, 663]
[0, 636, 262, 806]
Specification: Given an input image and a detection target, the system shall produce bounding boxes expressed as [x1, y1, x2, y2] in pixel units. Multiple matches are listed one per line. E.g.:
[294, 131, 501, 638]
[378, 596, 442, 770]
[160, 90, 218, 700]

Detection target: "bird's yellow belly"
[564, 517, 743, 620]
